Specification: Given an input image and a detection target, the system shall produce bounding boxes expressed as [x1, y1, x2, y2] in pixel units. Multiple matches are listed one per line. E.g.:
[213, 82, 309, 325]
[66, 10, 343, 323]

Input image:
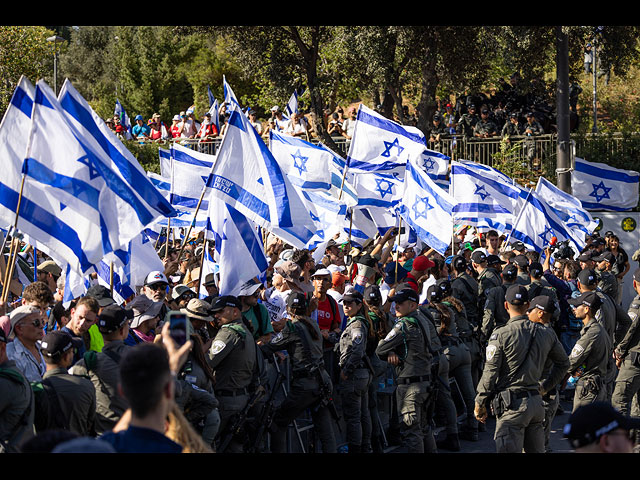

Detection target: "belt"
[511, 389, 540, 399]
[215, 387, 249, 397]
[397, 374, 431, 385]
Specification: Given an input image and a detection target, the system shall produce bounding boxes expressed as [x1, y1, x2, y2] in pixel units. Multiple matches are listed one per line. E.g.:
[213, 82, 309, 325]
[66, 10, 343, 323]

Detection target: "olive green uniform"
[0, 361, 34, 453]
[611, 294, 640, 417]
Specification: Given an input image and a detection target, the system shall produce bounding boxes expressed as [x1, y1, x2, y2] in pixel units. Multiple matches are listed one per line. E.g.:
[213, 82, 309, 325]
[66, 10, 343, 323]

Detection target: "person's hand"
[474, 403, 488, 423]
[340, 370, 349, 381]
[387, 352, 400, 366]
[158, 322, 193, 374]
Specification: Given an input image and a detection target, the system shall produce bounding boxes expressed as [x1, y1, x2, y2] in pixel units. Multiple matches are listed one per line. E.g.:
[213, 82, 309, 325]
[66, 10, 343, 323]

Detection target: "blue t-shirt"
[100, 426, 183, 453]
[132, 124, 151, 138]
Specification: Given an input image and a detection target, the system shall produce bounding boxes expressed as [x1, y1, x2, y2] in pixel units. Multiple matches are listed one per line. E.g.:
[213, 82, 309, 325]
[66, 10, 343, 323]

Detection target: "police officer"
[473, 108, 498, 138]
[35, 330, 97, 436]
[526, 262, 560, 324]
[593, 251, 619, 301]
[376, 288, 436, 453]
[208, 295, 256, 453]
[611, 268, 640, 419]
[0, 327, 34, 453]
[481, 263, 518, 343]
[474, 285, 569, 453]
[69, 304, 133, 434]
[456, 103, 479, 138]
[472, 249, 501, 318]
[260, 291, 338, 453]
[566, 291, 612, 412]
[501, 112, 523, 138]
[337, 289, 372, 454]
[512, 254, 531, 286]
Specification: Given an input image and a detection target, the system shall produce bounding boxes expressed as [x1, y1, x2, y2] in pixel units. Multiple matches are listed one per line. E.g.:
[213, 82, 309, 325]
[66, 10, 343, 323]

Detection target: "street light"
[46, 35, 65, 96]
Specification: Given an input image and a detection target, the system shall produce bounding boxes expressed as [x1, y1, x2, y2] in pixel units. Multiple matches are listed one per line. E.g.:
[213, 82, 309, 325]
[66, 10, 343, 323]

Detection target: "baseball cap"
[568, 291, 602, 311]
[527, 295, 556, 314]
[471, 250, 487, 264]
[510, 241, 526, 252]
[364, 285, 382, 303]
[97, 304, 134, 334]
[332, 271, 348, 287]
[486, 254, 506, 266]
[529, 262, 544, 278]
[577, 268, 598, 287]
[286, 291, 308, 310]
[435, 278, 452, 297]
[389, 288, 420, 304]
[311, 268, 332, 278]
[275, 260, 303, 284]
[592, 251, 615, 263]
[8, 304, 42, 339]
[512, 255, 529, 268]
[342, 290, 364, 304]
[577, 251, 596, 262]
[210, 295, 240, 312]
[181, 298, 214, 323]
[327, 264, 346, 274]
[171, 285, 195, 301]
[563, 401, 640, 449]
[37, 260, 62, 277]
[86, 285, 116, 307]
[505, 284, 529, 305]
[126, 295, 164, 329]
[412, 255, 435, 272]
[40, 331, 83, 359]
[502, 263, 518, 280]
[144, 271, 169, 287]
[426, 284, 444, 303]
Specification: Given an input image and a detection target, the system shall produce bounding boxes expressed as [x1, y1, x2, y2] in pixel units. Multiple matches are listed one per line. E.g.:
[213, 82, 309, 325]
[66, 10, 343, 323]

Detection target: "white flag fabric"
[169, 143, 215, 213]
[535, 176, 598, 245]
[209, 102, 316, 247]
[450, 160, 523, 228]
[198, 245, 217, 299]
[223, 75, 241, 110]
[159, 147, 172, 179]
[509, 189, 586, 254]
[95, 261, 136, 305]
[0, 77, 112, 274]
[419, 148, 450, 192]
[571, 157, 639, 211]
[397, 160, 455, 255]
[346, 104, 428, 175]
[205, 196, 268, 297]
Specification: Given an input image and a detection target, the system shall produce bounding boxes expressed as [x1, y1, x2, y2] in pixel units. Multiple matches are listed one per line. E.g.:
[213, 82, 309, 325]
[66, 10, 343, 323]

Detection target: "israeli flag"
[95, 261, 136, 305]
[223, 75, 241, 110]
[106, 230, 165, 289]
[114, 99, 132, 140]
[169, 143, 215, 212]
[346, 104, 428, 174]
[571, 157, 639, 211]
[285, 87, 304, 117]
[208, 97, 220, 132]
[0, 77, 111, 274]
[419, 148, 450, 192]
[62, 263, 92, 307]
[354, 170, 404, 211]
[209, 101, 316, 246]
[269, 130, 357, 206]
[159, 147, 171, 179]
[198, 244, 218, 299]
[509, 189, 586, 254]
[397, 160, 455, 256]
[450, 160, 523, 226]
[535, 176, 598, 242]
[205, 196, 268, 297]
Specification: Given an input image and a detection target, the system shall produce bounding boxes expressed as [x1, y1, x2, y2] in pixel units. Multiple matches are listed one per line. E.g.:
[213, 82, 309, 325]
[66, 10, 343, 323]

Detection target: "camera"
[549, 240, 575, 260]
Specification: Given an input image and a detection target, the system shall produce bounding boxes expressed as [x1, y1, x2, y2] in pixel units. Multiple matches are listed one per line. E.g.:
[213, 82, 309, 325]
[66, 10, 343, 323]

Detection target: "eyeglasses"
[21, 318, 44, 328]
[148, 283, 167, 291]
[180, 293, 196, 301]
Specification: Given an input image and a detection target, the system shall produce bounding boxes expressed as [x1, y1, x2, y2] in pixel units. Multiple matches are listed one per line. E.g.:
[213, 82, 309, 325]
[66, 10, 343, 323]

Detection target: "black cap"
[604, 231, 614, 238]
[512, 255, 529, 268]
[364, 285, 382, 303]
[471, 250, 487, 264]
[427, 284, 444, 303]
[568, 291, 602, 312]
[286, 291, 308, 310]
[451, 255, 467, 272]
[210, 295, 240, 312]
[527, 295, 556, 314]
[577, 251, 596, 262]
[40, 331, 83, 359]
[563, 401, 640, 449]
[389, 288, 420, 304]
[511, 241, 526, 252]
[486, 254, 506, 266]
[577, 268, 598, 287]
[529, 262, 544, 278]
[86, 285, 116, 307]
[435, 278, 452, 297]
[97, 304, 134, 334]
[505, 284, 529, 305]
[343, 290, 364, 304]
[592, 251, 615, 263]
[502, 263, 518, 280]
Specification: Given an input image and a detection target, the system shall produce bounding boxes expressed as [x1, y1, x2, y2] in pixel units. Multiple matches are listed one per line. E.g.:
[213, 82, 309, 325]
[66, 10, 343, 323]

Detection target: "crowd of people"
[1, 215, 640, 455]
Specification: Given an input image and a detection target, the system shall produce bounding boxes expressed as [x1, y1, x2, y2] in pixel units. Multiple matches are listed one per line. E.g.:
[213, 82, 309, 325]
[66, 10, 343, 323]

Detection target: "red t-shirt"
[317, 296, 339, 331]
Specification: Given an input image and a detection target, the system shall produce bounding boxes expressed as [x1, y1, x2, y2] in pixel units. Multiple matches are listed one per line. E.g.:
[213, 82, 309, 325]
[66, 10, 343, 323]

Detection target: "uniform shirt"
[477, 268, 502, 313]
[614, 294, 640, 359]
[37, 367, 97, 436]
[596, 269, 619, 300]
[567, 318, 612, 378]
[338, 314, 369, 375]
[0, 360, 34, 452]
[6, 337, 46, 383]
[595, 291, 631, 347]
[451, 272, 479, 325]
[69, 340, 130, 434]
[207, 320, 256, 392]
[481, 283, 513, 341]
[475, 315, 569, 407]
[376, 311, 433, 380]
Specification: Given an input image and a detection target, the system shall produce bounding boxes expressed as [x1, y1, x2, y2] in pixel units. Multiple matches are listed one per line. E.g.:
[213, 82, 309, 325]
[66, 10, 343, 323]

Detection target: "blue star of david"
[77, 155, 101, 180]
[538, 226, 555, 246]
[412, 196, 434, 220]
[423, 157, 436, 171]
[381, 138, 404, 158]
[589, 181, 612, 202]
[474, 184, 490, 201]
[375, 178, 395, 198]
[291, 149, 308, 176]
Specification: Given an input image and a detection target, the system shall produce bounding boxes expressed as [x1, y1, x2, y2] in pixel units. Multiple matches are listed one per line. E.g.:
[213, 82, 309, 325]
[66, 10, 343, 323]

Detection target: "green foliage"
[122, 140, 162, 174]
[0, 26, 56, 116]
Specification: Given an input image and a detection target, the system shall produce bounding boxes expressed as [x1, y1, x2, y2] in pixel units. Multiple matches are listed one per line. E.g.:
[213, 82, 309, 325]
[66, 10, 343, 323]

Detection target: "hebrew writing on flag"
[571, 157, 639, 211]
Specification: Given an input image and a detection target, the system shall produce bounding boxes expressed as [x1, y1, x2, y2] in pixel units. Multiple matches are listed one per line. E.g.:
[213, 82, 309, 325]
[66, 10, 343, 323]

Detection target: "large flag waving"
[571, 157, 639, 211]
[396, 159, 455, 255]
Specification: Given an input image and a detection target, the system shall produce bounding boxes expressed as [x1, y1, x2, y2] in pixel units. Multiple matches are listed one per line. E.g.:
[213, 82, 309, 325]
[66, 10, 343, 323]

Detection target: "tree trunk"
[416, 59, 439, 136]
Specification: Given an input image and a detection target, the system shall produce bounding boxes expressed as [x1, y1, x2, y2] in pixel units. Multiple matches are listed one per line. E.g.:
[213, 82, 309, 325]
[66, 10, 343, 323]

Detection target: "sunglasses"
[21, 318, 44, 328]
[148, 283, 167, 291]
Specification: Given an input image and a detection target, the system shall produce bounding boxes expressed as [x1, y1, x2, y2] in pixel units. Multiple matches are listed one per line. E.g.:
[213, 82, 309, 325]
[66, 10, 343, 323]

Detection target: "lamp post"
[46, 35, 65, 96]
